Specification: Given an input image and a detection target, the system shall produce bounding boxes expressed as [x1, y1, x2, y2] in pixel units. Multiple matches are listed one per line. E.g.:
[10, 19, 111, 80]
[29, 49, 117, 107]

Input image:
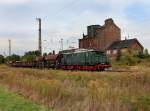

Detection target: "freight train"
[10, 49, 111, 71]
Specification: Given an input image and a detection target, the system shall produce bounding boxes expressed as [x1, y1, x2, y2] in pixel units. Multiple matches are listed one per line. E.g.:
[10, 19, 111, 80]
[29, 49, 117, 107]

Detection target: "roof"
[60, 48, 95, 55]
[59, 48, 77, 54]
[107, 38, 144, 50]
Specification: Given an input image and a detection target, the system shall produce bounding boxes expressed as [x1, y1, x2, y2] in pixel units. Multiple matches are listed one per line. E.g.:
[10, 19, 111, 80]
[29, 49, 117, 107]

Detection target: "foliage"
[138, 49, 150, 59]
[22, 50, 40, 62]
[113, 49, 150, 66]
[0, 55, 5, 64]
[25, 50, 40, 56]
[110, 48, 150, 68]
[21, 55, 36, 62]
[143, 49, 150, 57]
[113, 53, 141, 66]
[123, 54, 140, 65]
[116, 49, 121, 61]
[6, 54, 20, 62]
[43, 53, 47, 57]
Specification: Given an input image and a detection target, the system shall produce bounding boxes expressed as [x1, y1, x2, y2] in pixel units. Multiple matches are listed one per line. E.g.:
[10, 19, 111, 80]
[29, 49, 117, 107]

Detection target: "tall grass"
[0, 65, 149, 111]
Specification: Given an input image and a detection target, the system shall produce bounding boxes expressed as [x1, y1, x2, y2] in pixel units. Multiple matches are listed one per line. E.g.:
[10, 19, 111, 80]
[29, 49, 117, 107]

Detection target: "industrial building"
[79, 18, 144, 59]
[79, 18, 121, 51]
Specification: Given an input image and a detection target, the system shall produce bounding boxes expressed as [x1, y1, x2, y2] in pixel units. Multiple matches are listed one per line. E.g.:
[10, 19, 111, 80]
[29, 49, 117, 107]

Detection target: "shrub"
[0, 55, 5, 64]
[116, 53, 141, 66]
[6, 54, 20, 62]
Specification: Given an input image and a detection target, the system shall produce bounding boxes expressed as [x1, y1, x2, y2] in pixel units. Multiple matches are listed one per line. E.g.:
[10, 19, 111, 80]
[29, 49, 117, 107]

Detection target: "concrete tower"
[36, 18, 42, 55]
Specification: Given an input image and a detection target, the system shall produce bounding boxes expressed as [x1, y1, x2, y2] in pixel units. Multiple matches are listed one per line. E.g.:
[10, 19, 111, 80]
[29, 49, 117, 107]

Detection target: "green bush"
[21, 50, 40, 62]
[6, 54, 20, 62]
[21, 55, 36, 62]
[137, 49, 150, 59]
[114, 53, 141, 66]
[0, 55, 5, 64]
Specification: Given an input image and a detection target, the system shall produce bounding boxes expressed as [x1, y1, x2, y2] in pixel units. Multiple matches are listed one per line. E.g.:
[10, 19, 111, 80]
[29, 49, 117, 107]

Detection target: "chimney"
[105, 18, 114, 25]
[53, 50, 55, 55]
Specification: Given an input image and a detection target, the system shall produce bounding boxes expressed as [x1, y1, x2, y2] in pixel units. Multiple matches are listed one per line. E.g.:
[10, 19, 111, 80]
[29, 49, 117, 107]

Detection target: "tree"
[43, 53, 47, 57]
[0, 55, 5, 64]
[116, 49, 121, 61]
[21, 50, 40, 62]
[25, 50, 40, 56]
[143, 49, 149, 58]
[21, 55, 36, 62]
[6, 54, 20, 62]
[119, 52, 141, 66]
[138, 49, 150, 59]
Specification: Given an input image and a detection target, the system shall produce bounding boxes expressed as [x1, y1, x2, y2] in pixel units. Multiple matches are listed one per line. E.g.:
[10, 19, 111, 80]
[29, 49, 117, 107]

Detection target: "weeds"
[0, 65, 149, 111]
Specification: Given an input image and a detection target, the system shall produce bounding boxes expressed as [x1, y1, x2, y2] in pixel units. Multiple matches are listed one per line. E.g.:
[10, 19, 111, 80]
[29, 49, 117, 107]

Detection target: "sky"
[0, 0, 150, 56]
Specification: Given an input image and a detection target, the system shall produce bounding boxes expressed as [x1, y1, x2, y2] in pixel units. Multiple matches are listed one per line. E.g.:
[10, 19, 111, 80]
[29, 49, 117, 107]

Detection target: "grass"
[0, 65, 150, 111]
[0, 85, 46, 111]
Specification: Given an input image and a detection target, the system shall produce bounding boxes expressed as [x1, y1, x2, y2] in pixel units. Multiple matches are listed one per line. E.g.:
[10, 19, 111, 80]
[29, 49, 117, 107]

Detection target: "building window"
[113, 50, 117, 54]
[107, 50, 111, 55]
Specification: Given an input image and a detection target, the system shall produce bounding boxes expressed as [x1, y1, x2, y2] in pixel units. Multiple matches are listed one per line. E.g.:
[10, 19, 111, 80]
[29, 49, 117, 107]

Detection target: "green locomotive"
[59, 49, 110, 71]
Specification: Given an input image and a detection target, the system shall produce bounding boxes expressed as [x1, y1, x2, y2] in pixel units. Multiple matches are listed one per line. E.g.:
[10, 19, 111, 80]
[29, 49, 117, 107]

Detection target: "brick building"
[79, 18, 144, 59]
[106, 38, 144, 59]
[79, 18, 121, 51]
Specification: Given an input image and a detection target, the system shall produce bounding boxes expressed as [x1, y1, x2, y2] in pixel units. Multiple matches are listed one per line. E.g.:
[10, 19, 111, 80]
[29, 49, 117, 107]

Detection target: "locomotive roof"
[62, 49, 102, 54]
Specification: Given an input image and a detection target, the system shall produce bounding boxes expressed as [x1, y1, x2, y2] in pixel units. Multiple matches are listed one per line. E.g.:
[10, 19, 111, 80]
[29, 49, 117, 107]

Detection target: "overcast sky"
[0, 0, 150, 55]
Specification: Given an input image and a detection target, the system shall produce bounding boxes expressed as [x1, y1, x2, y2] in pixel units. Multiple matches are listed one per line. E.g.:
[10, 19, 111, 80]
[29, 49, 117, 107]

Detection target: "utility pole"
[36, 18, 42, 56]
[60, 38, 63, 51]
[8, 39, 11, 56]
[67, 40, 69, 49]
[71, 41, 76, 49]
[128, 34, 130, 39]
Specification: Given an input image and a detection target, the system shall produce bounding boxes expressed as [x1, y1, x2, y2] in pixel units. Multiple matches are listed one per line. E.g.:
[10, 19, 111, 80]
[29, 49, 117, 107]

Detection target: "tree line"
[0, 50, 41, 64]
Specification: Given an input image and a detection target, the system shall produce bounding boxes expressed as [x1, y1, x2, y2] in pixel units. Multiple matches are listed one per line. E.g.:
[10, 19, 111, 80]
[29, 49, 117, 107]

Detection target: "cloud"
[0, 0, 150, 55]
[0, 0, 31, 4]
